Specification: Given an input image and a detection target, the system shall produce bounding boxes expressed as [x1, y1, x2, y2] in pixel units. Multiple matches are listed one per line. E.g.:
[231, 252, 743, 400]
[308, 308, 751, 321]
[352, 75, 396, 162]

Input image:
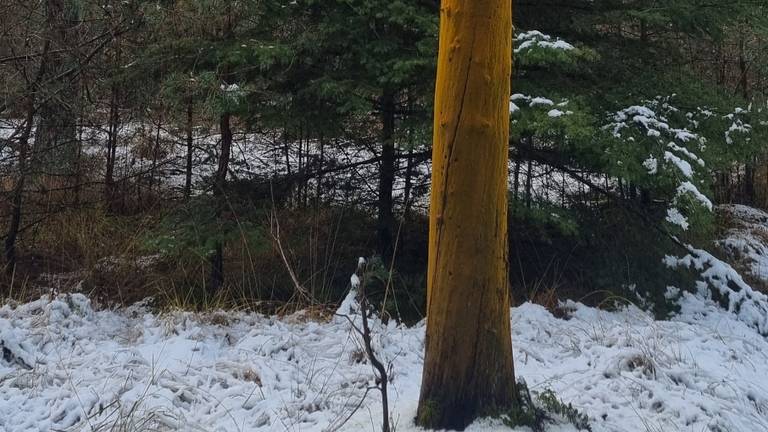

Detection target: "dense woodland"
[4, 0, 768, 431]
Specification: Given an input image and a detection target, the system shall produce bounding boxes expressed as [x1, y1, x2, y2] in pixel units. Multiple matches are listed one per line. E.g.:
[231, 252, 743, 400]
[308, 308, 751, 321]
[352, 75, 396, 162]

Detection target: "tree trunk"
[148, 115, 162, 197]
[316, 134, 324, 204]
[738, 34, 754, 204]
[208, 111, 233, 295]
[525, 158, 533, 209]
[4, 39, 50, 278]
[4, 100, 36, 277]
[377, 90, 396, 261]
[403, 141, 415, 220]
[283, 129, 292, 206]
[512, 150, 521, 204]
[416, 0, 516, 429]
[216, 113, 232, 196]
[35, 0, 79, 175]
[185, 98, 194, 201]
[105, 84, 119, 210]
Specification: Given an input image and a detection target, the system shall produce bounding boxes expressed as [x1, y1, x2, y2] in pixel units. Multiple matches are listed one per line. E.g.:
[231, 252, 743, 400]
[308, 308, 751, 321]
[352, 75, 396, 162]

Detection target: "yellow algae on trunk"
[416, 0, 515, 429]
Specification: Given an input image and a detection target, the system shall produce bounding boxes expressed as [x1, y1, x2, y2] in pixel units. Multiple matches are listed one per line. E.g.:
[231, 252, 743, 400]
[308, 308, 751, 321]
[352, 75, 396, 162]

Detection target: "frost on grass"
[665, 243, 768, 336]
[4, 285, 768, 431]
[717, 204, 768, 283]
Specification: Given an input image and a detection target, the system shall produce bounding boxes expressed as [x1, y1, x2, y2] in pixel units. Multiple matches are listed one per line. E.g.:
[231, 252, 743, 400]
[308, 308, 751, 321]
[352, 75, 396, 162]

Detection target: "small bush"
[504, 380, 592, 432]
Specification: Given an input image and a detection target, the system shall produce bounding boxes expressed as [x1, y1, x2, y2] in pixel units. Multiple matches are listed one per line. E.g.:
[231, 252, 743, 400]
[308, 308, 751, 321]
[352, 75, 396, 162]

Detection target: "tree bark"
[184, 97, 194, 201]
[416, 0, 516, 429]
[208, 111, 233, 295]
[5, 98, 36, 277]
[377, 90, 397, 262]
[738, 33, 754, 204]
[525, 158, 533, 209]
[105, 84, 119, 210]
[4, 39, 50, 278]
[35, 0, 79, 174]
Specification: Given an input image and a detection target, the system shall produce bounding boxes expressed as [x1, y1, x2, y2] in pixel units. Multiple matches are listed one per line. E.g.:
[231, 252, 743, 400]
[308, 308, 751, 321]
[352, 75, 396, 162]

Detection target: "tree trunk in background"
[316, 135, 325, 203]
[525, 158, 533, 208]
[403, 142, 414, 219]
[377, 90, 396, 262]
[105, 84, 119, 210]
[416, 0, 516, 429]
[208, 111, 233, 295]
[148, 115, 162, 197]
[5, 98, 36, 277]
[745, 160, 755, 203]
[216, 113, 233, 196]
[35, 0, 79, 175]
[738, 34, 754, 204]
[4, 40, 50, 279]
[184, 98, 194, 201]
[512, 150, 521, 204]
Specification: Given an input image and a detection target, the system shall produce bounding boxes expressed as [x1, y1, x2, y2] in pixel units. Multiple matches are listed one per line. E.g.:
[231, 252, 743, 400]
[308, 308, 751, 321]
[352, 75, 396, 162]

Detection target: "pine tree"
[281, 0, 438, 260]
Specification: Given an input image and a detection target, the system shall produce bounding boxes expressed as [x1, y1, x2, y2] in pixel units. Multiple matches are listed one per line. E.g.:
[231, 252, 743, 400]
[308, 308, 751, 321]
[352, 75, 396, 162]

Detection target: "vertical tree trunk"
[105, 84, 119, 210]
[403, 142, 415, 220]
[525, 158, 533, 209]
[5, 40, 50, 279]
[73, 89, 84, 207]
[209, 111, 233, 295]
[184, 97, 194, 201]
[35, 0, 79, 174]
[738, 33, 754, 204]
[283, 129, 292, 206]
[5, 100, 36, 277]
[316, 134, 325, 204]
[512, 151, 521, 204]
[377, 90, 396, 261]
[416, 0, 516, 429]
[148, 115, 162, 197]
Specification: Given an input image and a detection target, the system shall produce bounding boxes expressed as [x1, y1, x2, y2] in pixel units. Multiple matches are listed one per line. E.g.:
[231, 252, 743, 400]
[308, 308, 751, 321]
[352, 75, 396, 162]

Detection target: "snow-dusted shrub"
[504, 380, 592, 432]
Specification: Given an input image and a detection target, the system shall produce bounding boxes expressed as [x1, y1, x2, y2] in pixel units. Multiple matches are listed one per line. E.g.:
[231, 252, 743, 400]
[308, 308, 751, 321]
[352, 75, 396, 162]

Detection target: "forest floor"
[3, 206, 768, 432]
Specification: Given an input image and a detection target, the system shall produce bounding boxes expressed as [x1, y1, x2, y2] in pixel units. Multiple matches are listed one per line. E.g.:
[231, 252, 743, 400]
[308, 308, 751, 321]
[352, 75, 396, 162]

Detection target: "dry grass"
[1, 201, 379, 315]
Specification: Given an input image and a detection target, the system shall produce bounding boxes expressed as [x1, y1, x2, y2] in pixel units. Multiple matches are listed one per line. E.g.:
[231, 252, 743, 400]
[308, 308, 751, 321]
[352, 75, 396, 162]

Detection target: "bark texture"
[416, 0, 515, 429]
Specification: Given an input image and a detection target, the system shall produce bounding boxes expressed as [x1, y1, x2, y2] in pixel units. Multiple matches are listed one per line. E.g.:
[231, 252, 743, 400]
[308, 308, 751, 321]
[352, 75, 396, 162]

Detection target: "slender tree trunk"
[5, 100, 36, 277]
[512, 151, 521, 204]
[401, 136, 415, 253]
[105, 84, 119, 210]
[377, 90, 396, 261]
[738, 33, 754, 204]
[316, 134, 324, 204]
[209, 111, 233, 295]
[35, 0, 79, 174]
[525, 158, 533, 209]
[184, 97, 194, 201]
[73, 90, 84, 207]
[4, 40, 50, 279]
[403, 141, 415, 220]
[416, 0, 516, 429]
[283, 129, 292, 206]
[148, 115, 162, 197]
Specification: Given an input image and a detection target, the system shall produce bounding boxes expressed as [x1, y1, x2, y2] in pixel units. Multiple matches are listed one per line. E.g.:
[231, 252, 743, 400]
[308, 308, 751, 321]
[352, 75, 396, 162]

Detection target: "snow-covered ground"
[2, 286, 768, 432]
[717, 204, 768, 283]
[2, 188, 768, 431]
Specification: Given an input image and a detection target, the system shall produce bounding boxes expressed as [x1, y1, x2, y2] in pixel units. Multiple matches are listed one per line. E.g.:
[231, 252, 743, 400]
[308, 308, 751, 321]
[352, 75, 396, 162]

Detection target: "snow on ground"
[2, 290, 768, 432]
[717, 204, 768, 283]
